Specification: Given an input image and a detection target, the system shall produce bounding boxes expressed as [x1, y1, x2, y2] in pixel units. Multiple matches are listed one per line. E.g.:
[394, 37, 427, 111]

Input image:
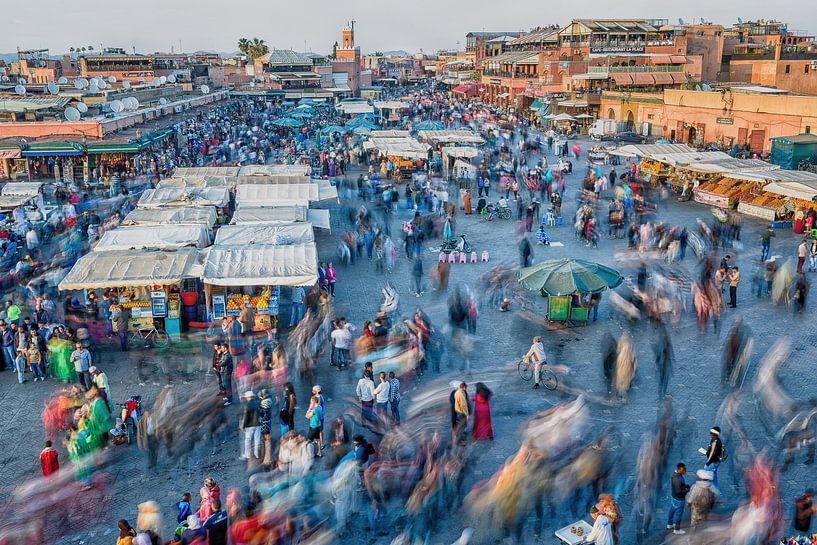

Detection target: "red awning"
[670, 55, 687, 63]
[651, 55, 673, 65]
[670, 73, 689, 84]
[452, 84, 476, 95]
[652, 72, 674, 85]
[611, 73, 634, 85]
[632, 73, 656, 85]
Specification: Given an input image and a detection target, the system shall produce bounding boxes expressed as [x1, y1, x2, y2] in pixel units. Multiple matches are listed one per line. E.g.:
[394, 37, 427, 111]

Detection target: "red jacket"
[40, 447, 59, 477]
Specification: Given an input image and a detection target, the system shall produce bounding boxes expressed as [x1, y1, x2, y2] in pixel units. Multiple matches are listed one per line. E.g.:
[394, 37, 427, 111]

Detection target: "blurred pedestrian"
[472, 382, 493, 440]
[39, 440, 59, 477]
[667, 462, 689, 534]
[794, 490, 816, 533]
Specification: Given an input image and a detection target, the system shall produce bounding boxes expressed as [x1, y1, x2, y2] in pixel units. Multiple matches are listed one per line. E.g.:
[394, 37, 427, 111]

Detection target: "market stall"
[59, 248, 205, 340]
[230, 206, 331, 230]
[172, 166, 240, 177]
[202, 243, 318, 330]
[235, 182, 338, 208]
[734, 170, 817, 221]
[137, 187, 230, 209]
[441, 146, 481, 179]
[235, 175, 312, 186]
[121, 207, 218, 229]
[157, 176, 237, 190]
[93, 224, 211, 252]
[418, 130, 485, 147]
[363, 135, 430, 179]
[238, 164, 312, 176]
[213, 223, 314, 246]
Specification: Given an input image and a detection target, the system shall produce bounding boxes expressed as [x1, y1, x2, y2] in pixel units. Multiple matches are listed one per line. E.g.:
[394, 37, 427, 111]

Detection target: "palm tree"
[81, 47, 87, 52]
[247, 38, 269, 60]
[87, 45, 94, 51]
[69, 47, 75, 53]
[237, 38, 251, 55]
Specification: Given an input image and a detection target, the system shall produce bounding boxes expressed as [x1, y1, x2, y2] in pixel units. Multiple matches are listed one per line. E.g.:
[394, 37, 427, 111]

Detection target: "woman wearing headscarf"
[116, 519, 137, 545]
[472, 382, 494, 440]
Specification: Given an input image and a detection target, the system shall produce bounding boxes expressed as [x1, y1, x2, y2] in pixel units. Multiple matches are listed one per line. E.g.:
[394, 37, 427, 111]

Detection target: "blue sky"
[3, 0, 815, 55]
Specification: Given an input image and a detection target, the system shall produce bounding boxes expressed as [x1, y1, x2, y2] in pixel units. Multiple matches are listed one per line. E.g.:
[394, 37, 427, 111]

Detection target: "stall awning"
[763, 181, 817, 200]
[94, 224, 211, 252]
[137, 187, 230, 209]
[363, 137, 431, 159]
[236, 175, 312, 186]
[229, 206, 330, 230]
[442, 146, 481, 159]
[59, 248, 205, 290]
[452, 84, 477, 95]
[134, 128, 174, 150]
[337, 102, 375, 115]
[373, 101, 409, 110]
[173, 167, 240, 177]
[86, 143, 141, 155]
[236, 182, 337, 207]
[121, 207, 218, 228]
[529, 98, 544, 111]
[157, 176, 236, 190]
[238, 164, 312, 176]
[1, 182, 43, 197]
[202, 243, 318, 287]
[214, 223, 314, 246]
[22, 141, 85, 157]
[0, 195, 33, 209]
[418, 130, 484, 145]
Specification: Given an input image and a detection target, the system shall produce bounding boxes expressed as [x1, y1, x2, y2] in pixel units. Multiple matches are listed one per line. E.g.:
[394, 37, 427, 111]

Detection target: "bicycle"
[517, 358, 558, 390]
[130, 322, 169, 349]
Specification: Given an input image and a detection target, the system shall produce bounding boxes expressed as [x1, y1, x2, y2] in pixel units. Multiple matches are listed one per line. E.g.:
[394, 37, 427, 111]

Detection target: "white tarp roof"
[374, 101, 410, 110]
[763, 180, 817, 200]
[59, 248, 204, 290]
[722, 169, 817, 184]
[363, 137, 430, 159]
[683, 158, 780, 174]
[214, 223, 314, 246]
[236, 175, 312, 186]
[0, 195, 34, 209]
[238, 164, 312, 176]
[442, 146, 481, 159]
[609, 143, 695, 158]
[236, 183, 338, 207]
[230, 206, 330, 230]
[370, 130, 411, 138]
[202, 243, 318, 286]
[172, 166, 239, 177]
[94, 224, 211, 252]
[121, 207, 217, 228]
[157, 176, 236, 190]
[651, 151, 732, 166]
[418, 130, 485, 145]
[137, 187, 230, 209]
[337, 102, 375, 114]
[1, 182, 43, 197]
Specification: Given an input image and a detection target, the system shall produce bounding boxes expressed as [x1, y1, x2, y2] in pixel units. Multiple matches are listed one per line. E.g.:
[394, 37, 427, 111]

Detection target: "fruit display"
[121, 300, 151, 309]
[695, 176, 755, 201]
[741, 193, 786, 210]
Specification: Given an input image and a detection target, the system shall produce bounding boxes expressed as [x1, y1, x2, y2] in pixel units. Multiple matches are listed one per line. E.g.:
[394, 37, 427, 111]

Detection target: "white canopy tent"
[94, 224, 211, 252]
[202, 243, 318, 287]
[1, 182, 43, 197]
[552, 113, 577, 122]
[442, 146, 481, 159]
[121, 207, 218, 228]
[157, 176, 236, 190]
[650, 151, 732, 166]
[363, 137, 430, 159]
[235, 183, 338, 207]
[238, 164, 312, 176]
[336, 102, 375, 115]
[172, 166, 239, 177]
[373, 101, 410, 111]
[369, 130, 411, 138]
[0, 195, 34, 209]
[683, 158, 780, 174]
[418, 130, 485, 145]
[762, 180, 817, 200]
[137, 187, 230, 209]
[59, 248, 205, 290]
[214, 223, 314, 246]
[609, 144, 695, 158]
[230, 206, 330, 230]
[236, 175, 312, 186]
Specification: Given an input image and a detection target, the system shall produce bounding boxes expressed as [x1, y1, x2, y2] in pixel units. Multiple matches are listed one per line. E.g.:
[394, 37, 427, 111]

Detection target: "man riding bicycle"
[523, 336, 547, 389]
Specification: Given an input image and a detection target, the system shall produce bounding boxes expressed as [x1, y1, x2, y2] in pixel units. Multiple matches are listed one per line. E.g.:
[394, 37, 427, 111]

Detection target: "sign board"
[716, 117, 734, 125]
[490, 79, 501, 86]
[811, 60, 817, 70]
[150, 291, 167, 318]
[590, 45, 645, 54]
[167, 294, 180, 319]
[269, 286, 280, 316]
[212, 294, 226, 319]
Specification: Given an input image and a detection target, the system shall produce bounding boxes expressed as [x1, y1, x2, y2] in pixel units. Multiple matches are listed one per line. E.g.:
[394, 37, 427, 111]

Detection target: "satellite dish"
[107, 75, 117, 83]
[98, 79, 108, 89]
[151, 77, 159, 86]
[159, 76, 167, 85]
[47, 82, 59, 94]
[702, 83, 712, 92]
[58, 76, 68, 85]
[122, 80, 131, 90]
[0, 75, 8, 82]
[18, 77, 27, 85]
[110, 100, 125, 113]
[64, 107, 81, 121]
[678, 18, 685, 25]
[159, 97, 168, 105]
[76, 78, 89, 89]
[200, 84, 210, 94]
[737, 17, 743, 24]
[167, 75, 177, 84]
[695, 84, 702, 91]
[76, 102, 89, 113]
[700, 18, 705, 24]
[89, 82, 100, 93]
[131, 98, 140, 109]
[14, 85, 26, 95]
[249, 81, 256, 88]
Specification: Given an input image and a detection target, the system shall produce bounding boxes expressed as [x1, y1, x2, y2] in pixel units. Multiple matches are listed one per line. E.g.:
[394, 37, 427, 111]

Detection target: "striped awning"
[611, 73, 634, 85]
[652, 73, 674, 85]
[632, 73, 655, 85]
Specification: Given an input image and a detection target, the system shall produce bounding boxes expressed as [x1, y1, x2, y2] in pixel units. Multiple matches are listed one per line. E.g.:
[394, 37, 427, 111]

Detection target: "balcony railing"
[481, 70, 537, 79]
[587, 65, 683, 73]
[780, 49, 817, 60]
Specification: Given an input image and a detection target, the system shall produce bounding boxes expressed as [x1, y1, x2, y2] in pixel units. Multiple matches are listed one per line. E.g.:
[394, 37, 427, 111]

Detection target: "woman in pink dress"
[472, 382, 494, 440]
[197, 478, 220, 520]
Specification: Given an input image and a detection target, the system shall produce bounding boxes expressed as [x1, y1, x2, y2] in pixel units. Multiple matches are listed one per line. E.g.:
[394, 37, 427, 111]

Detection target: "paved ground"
[1, 136, 814, 544]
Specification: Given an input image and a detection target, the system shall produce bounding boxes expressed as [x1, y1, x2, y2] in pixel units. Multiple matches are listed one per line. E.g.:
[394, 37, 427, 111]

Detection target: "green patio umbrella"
[272, 117, 304, 128]
[517, 258, 623, 296]
[321, 124, 347, 135]
[415, 120, 445, 130]
[289, 110, 315, 119]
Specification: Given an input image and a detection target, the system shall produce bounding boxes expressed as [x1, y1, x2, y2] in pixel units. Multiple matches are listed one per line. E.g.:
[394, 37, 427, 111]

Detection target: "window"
[785, 64, 790, 74]
[806, 64, 810, 74]
[648, 114, 655, 120]
[807, 126, 812, 134]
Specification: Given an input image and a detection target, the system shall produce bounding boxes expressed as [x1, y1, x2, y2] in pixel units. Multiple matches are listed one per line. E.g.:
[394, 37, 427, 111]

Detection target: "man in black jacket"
[667, 463, 690, 534]
[702, 426, 724, 488]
